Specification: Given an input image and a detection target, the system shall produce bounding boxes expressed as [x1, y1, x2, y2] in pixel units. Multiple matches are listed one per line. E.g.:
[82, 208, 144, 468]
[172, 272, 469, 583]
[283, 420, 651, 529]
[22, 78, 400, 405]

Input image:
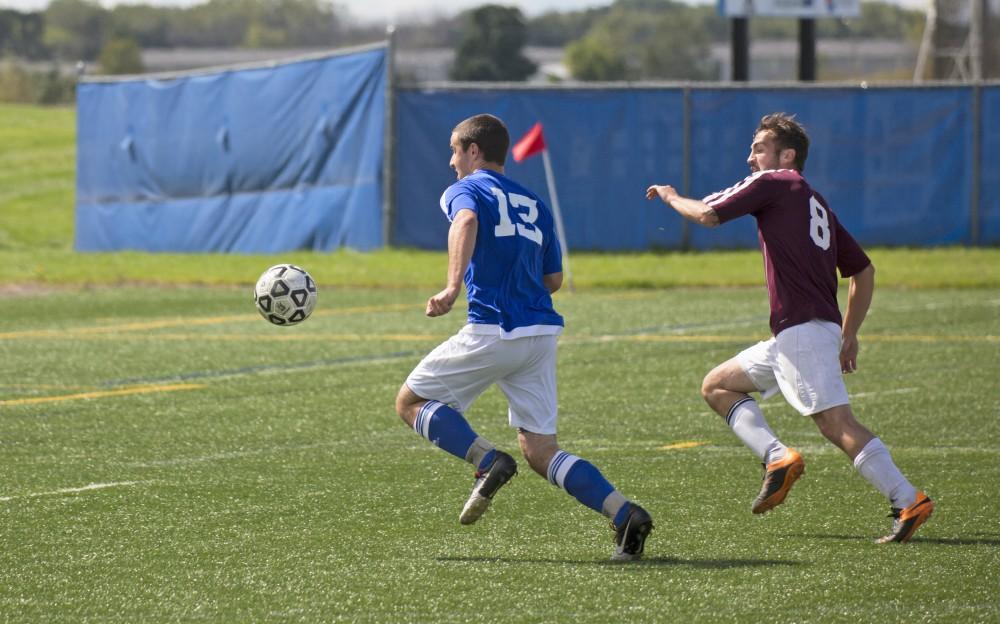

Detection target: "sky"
[0, 0, 926, 21]
[0, 0, 617, 21]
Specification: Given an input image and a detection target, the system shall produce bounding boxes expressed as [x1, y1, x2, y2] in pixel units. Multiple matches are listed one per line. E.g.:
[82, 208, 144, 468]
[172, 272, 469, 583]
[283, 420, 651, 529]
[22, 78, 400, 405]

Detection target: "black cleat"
[459, 451, 517, 525]
[612, 503, 654, 561]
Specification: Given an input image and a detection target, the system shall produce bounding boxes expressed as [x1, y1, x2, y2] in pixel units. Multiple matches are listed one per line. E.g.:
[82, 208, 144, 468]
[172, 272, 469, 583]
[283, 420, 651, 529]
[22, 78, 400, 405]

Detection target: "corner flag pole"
[512, 122, 574, 292]
[540, 148, 574, 292]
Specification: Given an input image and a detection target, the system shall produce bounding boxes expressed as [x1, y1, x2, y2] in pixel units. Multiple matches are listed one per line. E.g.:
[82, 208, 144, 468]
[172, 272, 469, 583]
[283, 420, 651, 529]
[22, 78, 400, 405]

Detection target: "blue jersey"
[439, 169, 564, 338]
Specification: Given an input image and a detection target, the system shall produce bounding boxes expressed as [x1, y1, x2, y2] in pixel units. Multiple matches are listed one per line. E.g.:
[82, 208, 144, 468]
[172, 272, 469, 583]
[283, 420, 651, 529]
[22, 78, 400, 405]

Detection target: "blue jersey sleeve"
[542, 228, 563, 275]
[440, 182, 479, 222]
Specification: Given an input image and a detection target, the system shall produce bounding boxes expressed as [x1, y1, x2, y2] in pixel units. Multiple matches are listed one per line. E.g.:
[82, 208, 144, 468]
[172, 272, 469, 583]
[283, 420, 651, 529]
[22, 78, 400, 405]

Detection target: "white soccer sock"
[727, 396, 787, 465]
[853, 437, 918, 509]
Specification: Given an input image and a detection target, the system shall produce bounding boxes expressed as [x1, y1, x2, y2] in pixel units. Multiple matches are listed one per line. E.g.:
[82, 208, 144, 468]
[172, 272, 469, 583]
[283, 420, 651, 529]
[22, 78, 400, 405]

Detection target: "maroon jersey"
[703, 169, 871, 336]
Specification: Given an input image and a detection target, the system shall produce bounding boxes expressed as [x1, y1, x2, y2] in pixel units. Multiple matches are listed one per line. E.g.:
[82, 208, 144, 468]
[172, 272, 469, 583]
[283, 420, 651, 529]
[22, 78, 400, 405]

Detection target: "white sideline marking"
[879, 298, 1000, 312]
[695, 387, 920, 415]
[0, 481, 143, 502]
[129, 434, 403, 468]
[850, 387, 918, 398]
[131, 442, 334, 467]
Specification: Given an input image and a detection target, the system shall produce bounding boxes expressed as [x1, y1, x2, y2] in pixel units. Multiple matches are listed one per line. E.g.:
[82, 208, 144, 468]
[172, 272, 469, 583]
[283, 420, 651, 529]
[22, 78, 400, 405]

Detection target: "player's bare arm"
[543, 271, 563, 294]
[840, 263, 875, 373]
[427, 208, 478, 317]
[645, 184, 720, 227]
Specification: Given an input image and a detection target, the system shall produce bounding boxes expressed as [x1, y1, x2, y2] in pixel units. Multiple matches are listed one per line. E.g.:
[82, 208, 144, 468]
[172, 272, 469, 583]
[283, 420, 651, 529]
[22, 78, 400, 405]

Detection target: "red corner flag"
[512, 122, 547, 162]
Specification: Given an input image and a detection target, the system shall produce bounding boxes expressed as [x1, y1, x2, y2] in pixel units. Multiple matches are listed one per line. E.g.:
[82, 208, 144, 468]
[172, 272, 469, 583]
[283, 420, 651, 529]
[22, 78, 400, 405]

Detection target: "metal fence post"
[971, 81, 981, 246]
[382, 26, 397, 249]
[682, 85, 692, 251]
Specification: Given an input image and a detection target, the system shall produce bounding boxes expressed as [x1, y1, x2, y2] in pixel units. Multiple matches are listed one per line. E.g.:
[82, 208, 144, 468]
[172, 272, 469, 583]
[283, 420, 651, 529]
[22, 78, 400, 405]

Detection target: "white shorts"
[736, 320, 850, 416]
[405, 324, 560, 435]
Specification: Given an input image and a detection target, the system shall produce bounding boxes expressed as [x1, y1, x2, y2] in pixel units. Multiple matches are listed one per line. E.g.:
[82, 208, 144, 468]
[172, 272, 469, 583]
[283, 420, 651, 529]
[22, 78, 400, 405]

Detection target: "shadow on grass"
[794, 533, 1000, 546]
[436, 556, 801, 569]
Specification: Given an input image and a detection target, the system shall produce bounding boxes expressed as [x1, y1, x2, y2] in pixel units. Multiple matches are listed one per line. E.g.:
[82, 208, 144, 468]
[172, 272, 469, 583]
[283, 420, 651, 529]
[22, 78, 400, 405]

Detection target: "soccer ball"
[253, 264, 317, 326]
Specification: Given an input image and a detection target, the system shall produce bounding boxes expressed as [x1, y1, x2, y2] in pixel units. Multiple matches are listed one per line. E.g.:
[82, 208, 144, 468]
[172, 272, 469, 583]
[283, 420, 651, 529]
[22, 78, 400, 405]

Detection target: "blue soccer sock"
[547, 450, 628, 522]
[413, 400, 496, 469]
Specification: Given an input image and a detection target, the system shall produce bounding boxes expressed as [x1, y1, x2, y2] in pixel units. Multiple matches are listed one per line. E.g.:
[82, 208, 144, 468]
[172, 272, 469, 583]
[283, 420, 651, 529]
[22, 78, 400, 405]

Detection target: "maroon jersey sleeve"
[832, 216, 871, 278]
[702, 171, 777, 223]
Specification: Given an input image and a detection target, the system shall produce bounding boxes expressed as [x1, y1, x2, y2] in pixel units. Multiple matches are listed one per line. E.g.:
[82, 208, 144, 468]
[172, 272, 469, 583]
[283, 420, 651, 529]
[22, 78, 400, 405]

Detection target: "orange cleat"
[876, 491, 934, 544]
[751, 448, 805, 514]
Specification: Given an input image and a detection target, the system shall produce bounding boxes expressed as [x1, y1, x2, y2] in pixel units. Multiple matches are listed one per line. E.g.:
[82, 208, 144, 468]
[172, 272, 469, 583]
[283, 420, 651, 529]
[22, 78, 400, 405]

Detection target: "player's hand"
[426, 287, 459, 317]
[646, 184, 679, 204]
[840, 334, 860, 374]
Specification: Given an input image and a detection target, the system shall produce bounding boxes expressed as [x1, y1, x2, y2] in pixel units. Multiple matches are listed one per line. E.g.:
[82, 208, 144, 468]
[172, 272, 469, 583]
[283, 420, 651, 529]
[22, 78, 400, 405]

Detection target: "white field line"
[850, 387, 919, 398]
[500, 438, 1000, 456]
[167, 353, 416, 385]
[129, 431, 405, 468]
[129, 441, 337, 467]
[876, 298, 1000, 312]
[689, 387, 920, 417]
[0, 481, 144, 502]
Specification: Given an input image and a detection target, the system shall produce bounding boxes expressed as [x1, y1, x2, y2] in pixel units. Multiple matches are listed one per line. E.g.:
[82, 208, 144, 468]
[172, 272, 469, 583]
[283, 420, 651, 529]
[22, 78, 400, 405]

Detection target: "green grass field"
[2, 284, 999, 621]
[2, 103, 999, 622]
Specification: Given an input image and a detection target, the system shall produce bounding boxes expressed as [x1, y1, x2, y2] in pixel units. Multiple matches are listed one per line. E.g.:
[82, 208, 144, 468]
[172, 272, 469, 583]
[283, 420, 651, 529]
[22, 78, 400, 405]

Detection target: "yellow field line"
[569, 333, 1000, 344]
[152, 333, 440, 342]
[572, 334, 761, 343]
[0, 303, 419, 340]
[5, 333, 442, 342]
[658, 441, 707, 450]
[0, 383, 205, 406]
[0, 383, 101, 391]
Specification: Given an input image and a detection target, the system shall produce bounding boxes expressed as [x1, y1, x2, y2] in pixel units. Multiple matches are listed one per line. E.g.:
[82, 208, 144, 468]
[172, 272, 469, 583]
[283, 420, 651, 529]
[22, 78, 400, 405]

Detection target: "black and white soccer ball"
[253, 264, 317, 326]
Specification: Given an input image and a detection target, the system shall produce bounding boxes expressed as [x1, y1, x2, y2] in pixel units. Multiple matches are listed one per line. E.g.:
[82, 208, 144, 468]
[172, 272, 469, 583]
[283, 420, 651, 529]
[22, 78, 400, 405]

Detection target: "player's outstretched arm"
[840, 263, 875, 373]
[427, 208, 478, 317]
[645, 184, 719, 227]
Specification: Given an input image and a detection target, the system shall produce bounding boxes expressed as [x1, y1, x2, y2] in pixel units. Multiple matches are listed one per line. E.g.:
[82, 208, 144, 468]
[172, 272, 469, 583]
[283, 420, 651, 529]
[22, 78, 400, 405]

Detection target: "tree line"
[1, 0, 925, 82]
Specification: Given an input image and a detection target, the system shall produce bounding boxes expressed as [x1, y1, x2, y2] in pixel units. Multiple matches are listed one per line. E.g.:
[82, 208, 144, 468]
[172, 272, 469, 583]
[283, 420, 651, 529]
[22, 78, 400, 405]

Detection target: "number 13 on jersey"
[491, 187, 543, 246]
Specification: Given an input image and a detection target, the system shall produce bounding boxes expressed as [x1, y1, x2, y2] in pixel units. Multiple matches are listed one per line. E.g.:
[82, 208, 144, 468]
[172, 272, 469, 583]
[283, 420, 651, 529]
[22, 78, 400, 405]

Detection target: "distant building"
[138, 40, 916, 83]
[711, 39, 918, 81]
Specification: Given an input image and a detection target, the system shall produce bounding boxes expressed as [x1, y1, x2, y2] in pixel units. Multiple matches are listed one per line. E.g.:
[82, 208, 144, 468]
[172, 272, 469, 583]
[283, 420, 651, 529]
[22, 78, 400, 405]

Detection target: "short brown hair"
[453, 114, 509, 167]
[757, 113, 809, 171]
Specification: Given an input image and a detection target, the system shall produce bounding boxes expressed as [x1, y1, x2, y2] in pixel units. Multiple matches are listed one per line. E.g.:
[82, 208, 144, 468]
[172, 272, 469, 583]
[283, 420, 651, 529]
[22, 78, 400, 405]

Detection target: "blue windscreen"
[395, 85, 980, 250]
[75, 46, 386, 253]
[689, 87, 973, 249]
[394, 88, 686, 251]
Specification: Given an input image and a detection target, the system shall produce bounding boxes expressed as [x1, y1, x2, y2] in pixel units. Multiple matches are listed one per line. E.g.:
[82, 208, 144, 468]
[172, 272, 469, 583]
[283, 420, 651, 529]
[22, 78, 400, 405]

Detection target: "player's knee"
[700, 372, 720, 403]
[394, 386, 418, 425]
[812, 405, 863, 443]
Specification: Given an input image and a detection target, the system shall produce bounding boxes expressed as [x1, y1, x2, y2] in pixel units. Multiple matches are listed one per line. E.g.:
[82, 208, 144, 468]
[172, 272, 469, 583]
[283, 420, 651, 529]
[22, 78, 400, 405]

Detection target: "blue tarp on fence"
[394, 88, 686, 251]
[688, 87, 973, 250]
[394, 85, 988, 251]
[75, 45, 386, 253]
[76, 67, 994, 253]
